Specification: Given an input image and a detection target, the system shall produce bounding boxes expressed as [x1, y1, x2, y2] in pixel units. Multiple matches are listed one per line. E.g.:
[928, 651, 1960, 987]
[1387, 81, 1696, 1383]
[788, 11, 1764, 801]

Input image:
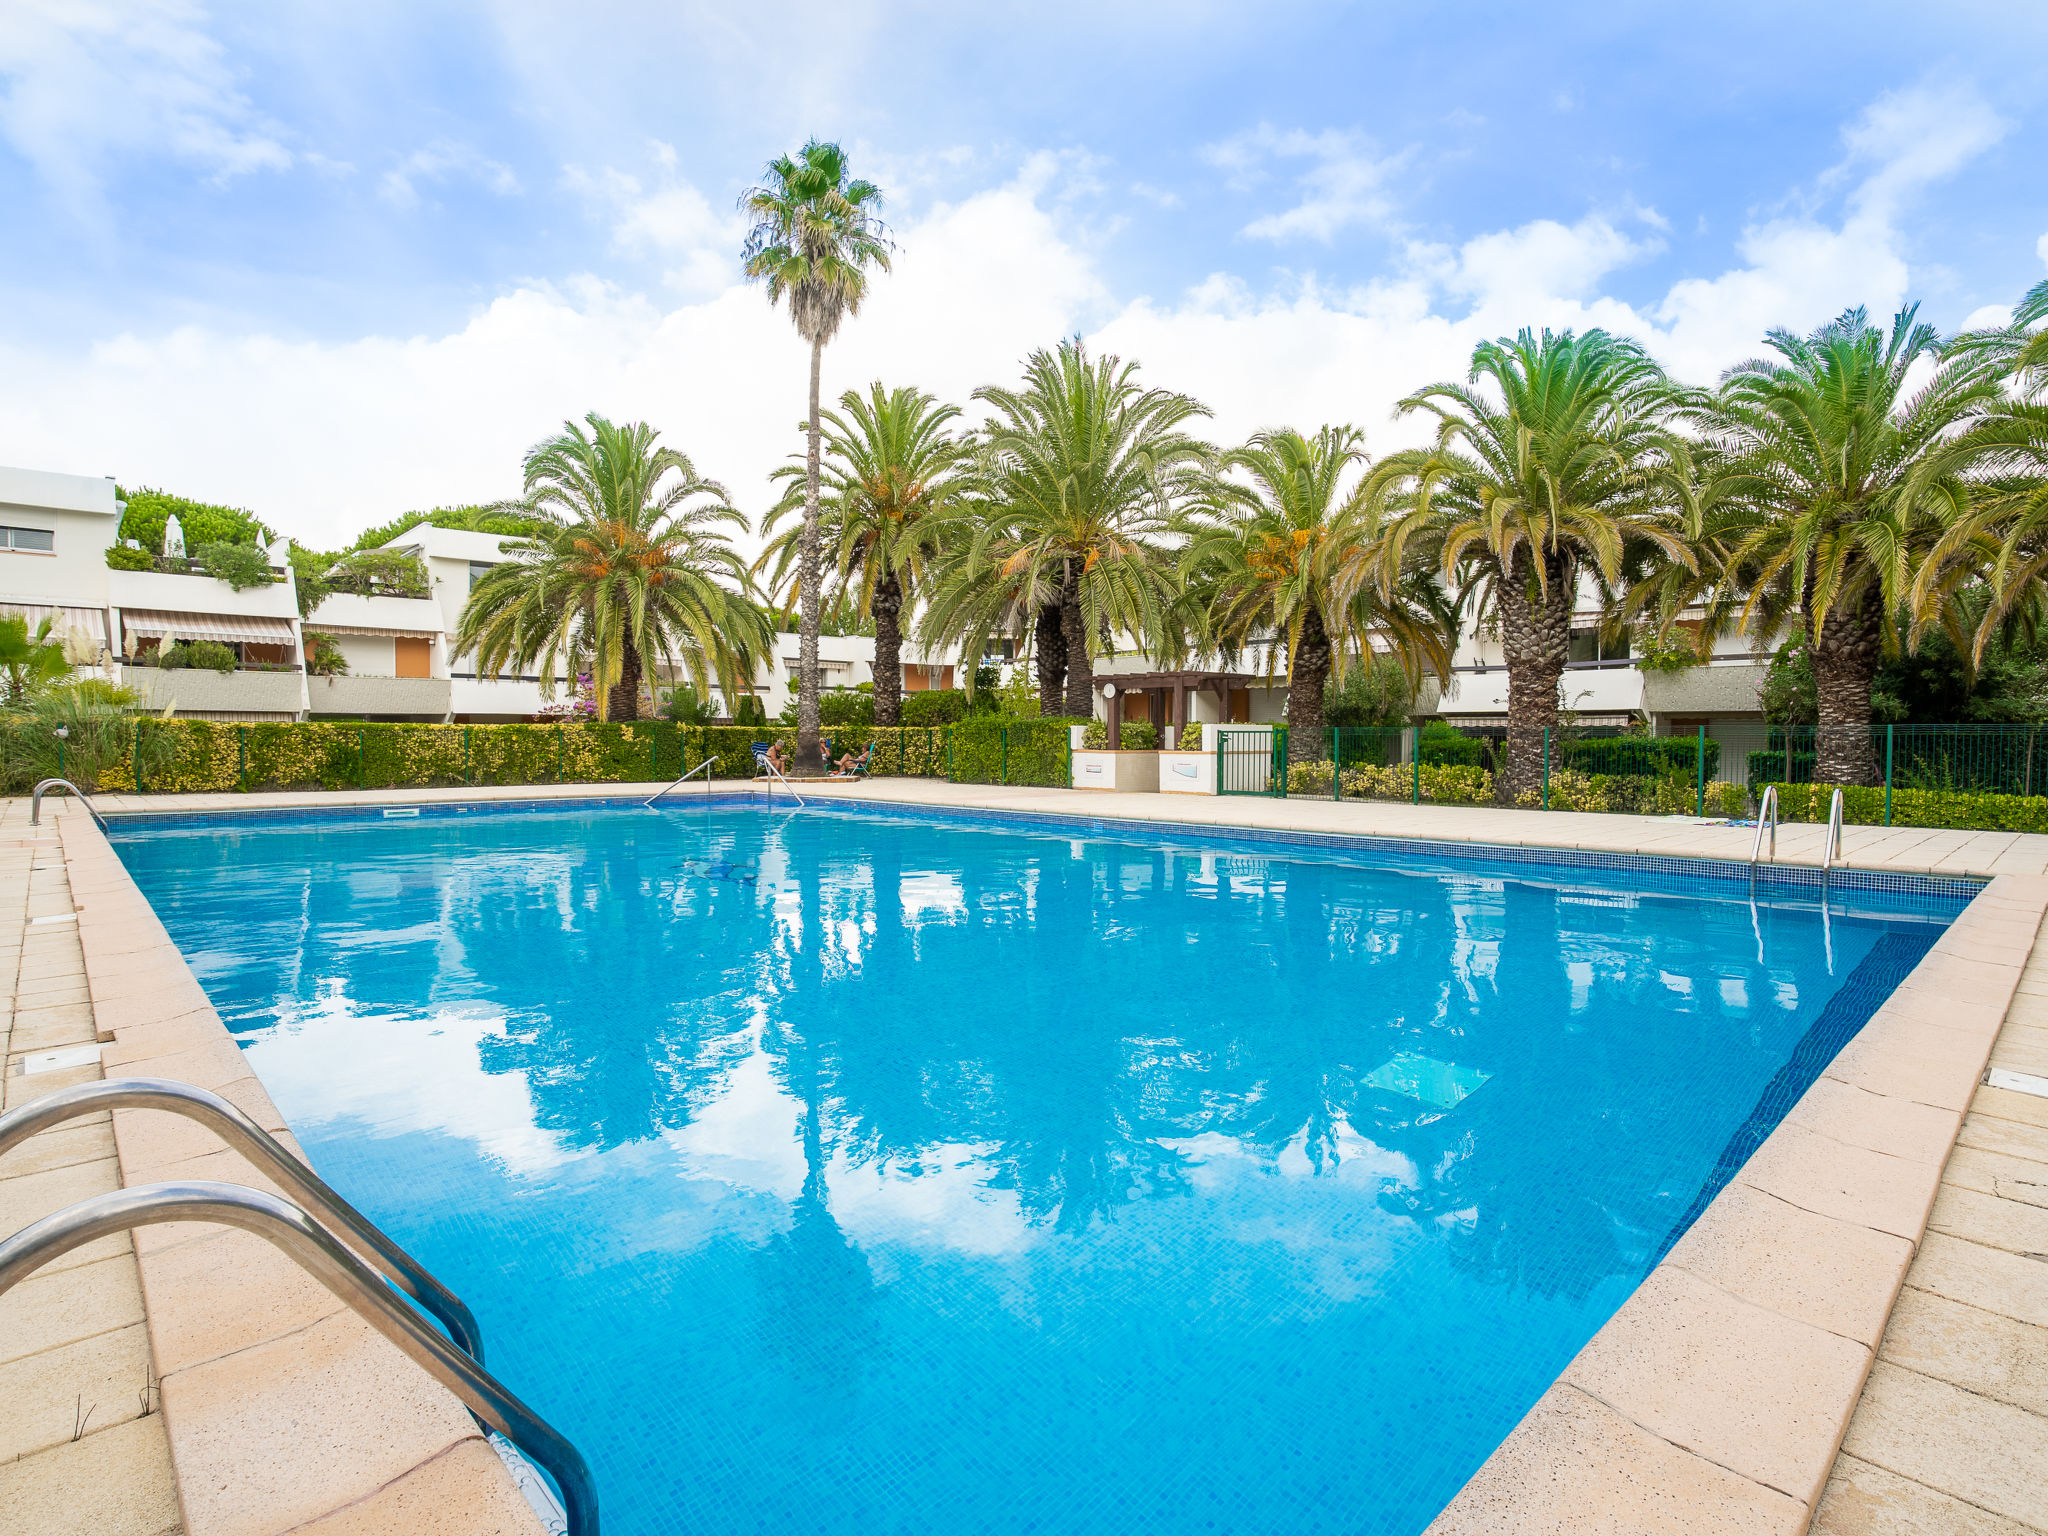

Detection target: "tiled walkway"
[0, 799, 180, 1536]
[1815, 944, 2048, 1534]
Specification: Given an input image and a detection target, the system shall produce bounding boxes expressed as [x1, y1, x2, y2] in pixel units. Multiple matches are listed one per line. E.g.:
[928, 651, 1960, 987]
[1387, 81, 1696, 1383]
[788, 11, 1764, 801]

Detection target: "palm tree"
[0, 613, 71, 705]
[1909, 281, 2048, 663]
[457, 413, 768, 722]
[740, 141, 892, 772]
[1363, 329, 1692, 801]
[756, 385, 970, 726]
[936, 340, 1210, 718]
[1182, 425, 1453, 760]
[1682, 307, 1999, 783]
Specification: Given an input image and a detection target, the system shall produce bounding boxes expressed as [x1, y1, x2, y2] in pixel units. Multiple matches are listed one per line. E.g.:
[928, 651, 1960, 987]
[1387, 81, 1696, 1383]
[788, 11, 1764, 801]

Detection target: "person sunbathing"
[832, 742, 873, 776]
[763, 741, 789, 776]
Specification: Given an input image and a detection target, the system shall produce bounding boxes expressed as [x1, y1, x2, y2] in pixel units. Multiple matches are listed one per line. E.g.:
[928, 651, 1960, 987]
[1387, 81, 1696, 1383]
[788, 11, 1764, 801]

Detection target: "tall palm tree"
[457, 413, 768, 722]
[1909, 281, 2048, 663]
[1363, 329, 1691, 801]
[1682, 306, 1999, 783]
[1181, 426, 1452, 759]
[740, 141, 892, 772]
[933, 340, 1210, 718]
[756, 384, 970, 725]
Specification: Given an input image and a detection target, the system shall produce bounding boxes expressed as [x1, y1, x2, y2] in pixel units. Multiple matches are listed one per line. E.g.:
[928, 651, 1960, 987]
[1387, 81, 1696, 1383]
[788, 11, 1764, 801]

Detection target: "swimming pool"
[109, 800, 1968, 1535]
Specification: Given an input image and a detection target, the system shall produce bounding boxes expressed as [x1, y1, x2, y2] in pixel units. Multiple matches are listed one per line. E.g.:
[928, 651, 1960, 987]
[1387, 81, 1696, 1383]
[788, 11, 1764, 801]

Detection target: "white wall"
[0, 464, 119, 630]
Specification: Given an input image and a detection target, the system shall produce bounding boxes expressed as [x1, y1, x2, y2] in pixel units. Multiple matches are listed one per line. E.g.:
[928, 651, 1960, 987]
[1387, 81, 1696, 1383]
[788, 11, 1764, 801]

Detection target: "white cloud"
[0, 0, 290, 216]
[562, 144, 741, 295]
[380, 140, 521, 209]
[0, 85, 2016, 551]
[1830, 79, 2010, 227]
[1204, 124, 1406, 243]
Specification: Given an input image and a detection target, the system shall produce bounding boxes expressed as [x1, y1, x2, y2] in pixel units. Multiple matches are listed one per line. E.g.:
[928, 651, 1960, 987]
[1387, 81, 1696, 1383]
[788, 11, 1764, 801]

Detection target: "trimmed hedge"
[948, 717, 1081, 787]
[1521, 769, 1747, 817]
[95, 721, 953, 794]
[1555, 735, 1720, 780]
[1764, 781, 2048, 833]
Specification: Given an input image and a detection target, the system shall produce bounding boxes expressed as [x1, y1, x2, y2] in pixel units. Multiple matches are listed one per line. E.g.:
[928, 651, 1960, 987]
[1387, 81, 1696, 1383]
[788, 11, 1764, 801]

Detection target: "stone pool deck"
[9, 779, 2048, 1533]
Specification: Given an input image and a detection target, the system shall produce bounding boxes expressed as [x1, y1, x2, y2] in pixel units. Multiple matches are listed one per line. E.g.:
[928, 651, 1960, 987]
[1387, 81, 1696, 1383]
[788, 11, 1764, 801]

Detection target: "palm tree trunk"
[1497, 547, 1573, 804]
[1059, 566, 1093, 719]
[608, 633, 644, 723]
[1811, 597, 1882, 786]
[1286, 604, 1331, 763]
[872, 570, 903, 727]
[1035, 600, 1067, 716]
[796, 336, 827, 773]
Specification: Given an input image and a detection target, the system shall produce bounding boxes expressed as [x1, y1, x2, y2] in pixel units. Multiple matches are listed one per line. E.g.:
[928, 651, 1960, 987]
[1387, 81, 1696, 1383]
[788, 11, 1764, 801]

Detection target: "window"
[467, 561, 495, 589]
[1, 526, 54, 552]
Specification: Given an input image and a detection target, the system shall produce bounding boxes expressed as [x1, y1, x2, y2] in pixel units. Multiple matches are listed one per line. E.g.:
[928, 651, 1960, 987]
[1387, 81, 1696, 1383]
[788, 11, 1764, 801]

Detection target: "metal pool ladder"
[1821, 786, 1846, 907]
[31, 777, 108, 830]
[0, 1079, 598, 1535]
[1748, 784, 1779, 895]
[759, 756, 805, 808]
[645, 756, 714, 808]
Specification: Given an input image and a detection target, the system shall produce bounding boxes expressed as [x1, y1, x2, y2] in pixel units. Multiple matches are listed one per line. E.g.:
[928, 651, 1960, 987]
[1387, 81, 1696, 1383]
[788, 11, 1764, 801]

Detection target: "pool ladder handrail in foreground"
[1821, 786, 1846, 906]
[1748, 784, 1779, 894]
[758, 755, 806, 808]
[0, 1077, 484, 1361]
[0, 1179, 598, 1536]
[30, 777, 109, 831]
[643, 756, 714, 809]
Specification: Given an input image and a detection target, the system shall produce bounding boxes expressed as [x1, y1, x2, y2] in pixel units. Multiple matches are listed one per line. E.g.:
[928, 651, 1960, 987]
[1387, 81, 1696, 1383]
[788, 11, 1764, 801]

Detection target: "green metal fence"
[1241, 721, 2048, 831]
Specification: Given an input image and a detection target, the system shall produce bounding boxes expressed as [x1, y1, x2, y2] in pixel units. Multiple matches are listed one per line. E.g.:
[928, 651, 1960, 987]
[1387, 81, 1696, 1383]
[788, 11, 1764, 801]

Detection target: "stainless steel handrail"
[0, 1078, 483, 1362]
[1822, 786, 1846, 907]
[643, 756, 713, 809]
[0, 1181, 598, 1536]
[758, 756, 806, 808]
[1748, 784, 1779, 895]
[31, 777, 108, 830]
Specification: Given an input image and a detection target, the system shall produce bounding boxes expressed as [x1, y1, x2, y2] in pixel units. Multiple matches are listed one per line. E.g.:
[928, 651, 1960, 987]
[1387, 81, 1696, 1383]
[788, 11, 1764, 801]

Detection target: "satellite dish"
[1101, 682, 1117, 698]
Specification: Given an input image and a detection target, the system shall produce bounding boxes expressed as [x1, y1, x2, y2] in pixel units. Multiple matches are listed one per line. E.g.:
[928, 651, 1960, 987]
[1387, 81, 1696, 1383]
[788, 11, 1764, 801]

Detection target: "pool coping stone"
[53, 808, 549, 1536]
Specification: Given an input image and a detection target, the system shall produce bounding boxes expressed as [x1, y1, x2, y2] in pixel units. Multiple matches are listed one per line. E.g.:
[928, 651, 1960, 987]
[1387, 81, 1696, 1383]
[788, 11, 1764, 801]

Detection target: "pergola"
[1101, 670, 1259, 748]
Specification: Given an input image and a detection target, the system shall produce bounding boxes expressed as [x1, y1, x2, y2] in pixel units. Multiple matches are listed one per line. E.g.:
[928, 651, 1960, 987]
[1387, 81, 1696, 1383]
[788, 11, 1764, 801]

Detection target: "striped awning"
[307, 621, 443, 639]
[0, 604, 109, 649]
[1438, 712, 1639, 729]
[120, 608, 297, 648]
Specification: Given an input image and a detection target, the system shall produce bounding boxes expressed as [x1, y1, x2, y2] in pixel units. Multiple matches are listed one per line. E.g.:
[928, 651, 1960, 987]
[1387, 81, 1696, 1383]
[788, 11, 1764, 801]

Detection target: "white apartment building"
[1434, 598, 1777, 739]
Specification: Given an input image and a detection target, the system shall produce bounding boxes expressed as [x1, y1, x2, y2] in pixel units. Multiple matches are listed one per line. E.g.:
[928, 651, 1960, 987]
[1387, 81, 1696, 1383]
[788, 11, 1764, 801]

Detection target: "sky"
[2, 0, 2046, 551]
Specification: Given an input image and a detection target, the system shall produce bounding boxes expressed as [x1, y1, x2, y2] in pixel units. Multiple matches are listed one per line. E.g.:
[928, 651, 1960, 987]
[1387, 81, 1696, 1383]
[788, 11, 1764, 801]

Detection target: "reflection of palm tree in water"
[753, 829, 882, 1402]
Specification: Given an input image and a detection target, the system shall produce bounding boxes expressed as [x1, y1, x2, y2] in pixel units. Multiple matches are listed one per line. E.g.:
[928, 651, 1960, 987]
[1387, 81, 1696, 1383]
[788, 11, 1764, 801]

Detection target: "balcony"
[305, 674, 452, 719]
[119, 665, 306, 719]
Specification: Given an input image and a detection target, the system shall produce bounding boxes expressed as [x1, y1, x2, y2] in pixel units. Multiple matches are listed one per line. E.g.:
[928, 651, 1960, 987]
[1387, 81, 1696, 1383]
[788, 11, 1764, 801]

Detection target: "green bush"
[1554, 734, 1719, 780]
[1418, 724, 1483, 765]
[1764, 781, 2048, 833]
[1337, 760, 1494, 804]
[1747, 748, 1817, 786]
[1082, 720, 1107, 749]
[303, 633, 347, 676]
[901, 689, 970, 726]
[117, 487, 269, 554]
[819, 690, 876, 727]
[659, 685, 716, 724]
[731, 695, 768, 727]
[1515, 770, 1745, 816]
[104, 544, 154, 572]
[948, 718, 1078, 787]
[159, 640, 239, 674]
[192, 542, 275, 591]
[1120, 721, 1159, 751]
[1178, 722, 1202, 750]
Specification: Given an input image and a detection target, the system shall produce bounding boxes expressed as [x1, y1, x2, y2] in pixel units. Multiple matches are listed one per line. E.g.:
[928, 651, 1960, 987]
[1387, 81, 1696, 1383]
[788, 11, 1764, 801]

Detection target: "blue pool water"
[110, 802, 1966, 1535]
